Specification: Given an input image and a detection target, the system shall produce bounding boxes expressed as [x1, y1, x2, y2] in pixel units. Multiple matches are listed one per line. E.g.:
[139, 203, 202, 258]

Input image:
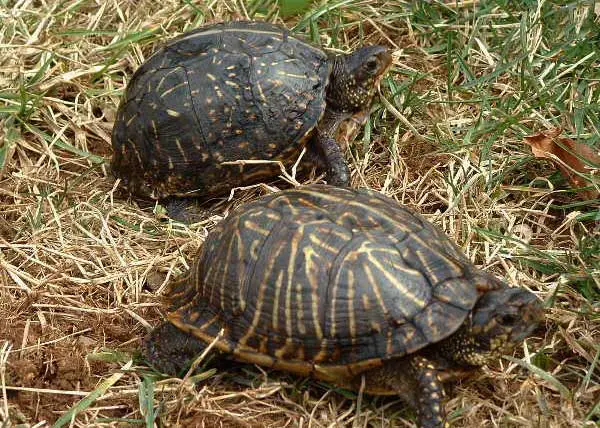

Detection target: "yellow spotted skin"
[146, 185, 544, 428]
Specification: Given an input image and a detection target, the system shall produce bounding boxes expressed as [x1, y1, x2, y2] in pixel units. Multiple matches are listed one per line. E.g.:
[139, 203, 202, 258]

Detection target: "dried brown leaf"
[524, 128, 600, 199]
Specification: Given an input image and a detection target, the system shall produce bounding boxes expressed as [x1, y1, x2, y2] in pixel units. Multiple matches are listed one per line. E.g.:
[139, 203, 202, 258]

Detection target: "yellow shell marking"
[277, 70, 307, 79]
[271, 269, 283, 331]
[285, 225, 302, 337]
[303, 245, 324, 340]
[238, 241, 286, 347]
[220, 224, 238, 312]
[347, 269, 356, 342]
[367, 247, 427, 308]
[274, 337, 295, 359]
[291, 189, 416, 234]
[256, 81, 266, 101]
[362, 293, 371, 311]
[175, 138, 187, 162]
[363, 263, 389, 317]
[161, 82, 187, 97]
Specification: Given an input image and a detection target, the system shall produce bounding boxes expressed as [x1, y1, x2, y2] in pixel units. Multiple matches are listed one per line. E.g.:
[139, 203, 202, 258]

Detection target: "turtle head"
[327, 45, 392, 113]
[440, 287, 544, 367]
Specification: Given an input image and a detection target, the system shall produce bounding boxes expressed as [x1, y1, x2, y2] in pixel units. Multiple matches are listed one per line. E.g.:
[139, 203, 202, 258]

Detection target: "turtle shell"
[111, 21, 330, 200]
[167, 185, 489, 383]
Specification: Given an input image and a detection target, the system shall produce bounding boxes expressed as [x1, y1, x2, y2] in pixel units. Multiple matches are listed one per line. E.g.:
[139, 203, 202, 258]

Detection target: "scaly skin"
[315, 45, 393, 187]
[144, 322, 206, 376]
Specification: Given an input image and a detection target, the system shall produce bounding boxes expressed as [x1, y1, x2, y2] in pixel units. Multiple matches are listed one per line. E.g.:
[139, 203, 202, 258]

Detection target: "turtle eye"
[364, 58, 379, 73]
[498, 313, 519, 326]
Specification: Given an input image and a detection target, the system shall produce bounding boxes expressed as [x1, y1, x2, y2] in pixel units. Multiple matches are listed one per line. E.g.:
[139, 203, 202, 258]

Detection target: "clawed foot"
[143, 322, 206, 376]
[327, 163, 351, 187]
[163, 198, 207, 223]
[314, 133, 351, 187]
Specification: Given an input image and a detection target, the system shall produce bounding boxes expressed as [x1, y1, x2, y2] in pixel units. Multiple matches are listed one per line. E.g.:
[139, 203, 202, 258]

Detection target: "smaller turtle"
[110, 21, 392, 221]
[144, 185, 544, 427]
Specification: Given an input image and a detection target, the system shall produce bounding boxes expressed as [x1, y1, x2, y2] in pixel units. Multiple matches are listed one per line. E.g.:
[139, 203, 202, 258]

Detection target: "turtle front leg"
[162, 197, 206, 224]
[143, 322, 207, 376]
[358, 355, 448, 428]
[314, 131, 350, 187]
[410, 356, 448, 428]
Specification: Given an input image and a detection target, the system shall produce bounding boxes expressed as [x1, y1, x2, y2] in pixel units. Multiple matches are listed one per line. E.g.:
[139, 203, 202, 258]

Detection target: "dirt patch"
[1, 310, 140, 423]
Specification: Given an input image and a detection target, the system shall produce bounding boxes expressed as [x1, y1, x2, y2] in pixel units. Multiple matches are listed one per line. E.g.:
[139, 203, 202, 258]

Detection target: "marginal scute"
[165, 185, 484, 381]
[434, 278, 479, 311]
[388, 320, 427, 357]
[396, 232, 466, 288]
[414, 301, 469, 344]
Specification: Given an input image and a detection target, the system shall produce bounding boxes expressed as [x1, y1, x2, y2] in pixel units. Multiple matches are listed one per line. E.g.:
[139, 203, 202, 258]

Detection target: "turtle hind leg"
[162, 197, 207, 224]
[143, 322, 208, 376]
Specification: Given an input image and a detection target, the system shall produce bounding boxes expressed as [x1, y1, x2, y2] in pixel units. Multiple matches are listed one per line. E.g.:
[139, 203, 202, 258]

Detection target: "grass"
[0, 0, 599, 426]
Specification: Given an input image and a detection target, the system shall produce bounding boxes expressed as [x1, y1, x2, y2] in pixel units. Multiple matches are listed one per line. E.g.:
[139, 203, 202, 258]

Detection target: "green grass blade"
[0, 116, 19, 177]
[504, 356, 572, 399]
[139, 376, 157, 428]
[279, 0, 313, 17]
[292, 0, 359, 31]
[98, 27, 161, 52]
[52, 360, 132, 428]
[21, 122, 106, 164]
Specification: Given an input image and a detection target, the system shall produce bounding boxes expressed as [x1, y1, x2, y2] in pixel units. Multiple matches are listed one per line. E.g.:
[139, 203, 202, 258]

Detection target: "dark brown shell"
[111, 21, 330, 200]
[166, 185, 486, 382]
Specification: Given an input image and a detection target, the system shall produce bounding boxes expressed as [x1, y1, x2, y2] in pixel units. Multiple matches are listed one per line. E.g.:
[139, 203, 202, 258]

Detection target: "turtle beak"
[510, 292, 545, 342]
[377, 48, 393, 71]
[373, 48, 393, 90]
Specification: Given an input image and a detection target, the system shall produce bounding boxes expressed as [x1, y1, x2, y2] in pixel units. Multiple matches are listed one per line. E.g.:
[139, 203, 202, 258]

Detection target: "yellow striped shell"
[167, 185, 482, 383]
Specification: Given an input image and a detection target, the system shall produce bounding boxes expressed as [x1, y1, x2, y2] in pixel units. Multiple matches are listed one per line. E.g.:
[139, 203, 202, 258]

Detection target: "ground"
[0, 1, 599, 427]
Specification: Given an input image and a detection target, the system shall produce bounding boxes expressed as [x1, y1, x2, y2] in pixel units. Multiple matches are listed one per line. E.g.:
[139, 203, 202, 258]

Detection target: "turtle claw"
[327, 163, 350, 187]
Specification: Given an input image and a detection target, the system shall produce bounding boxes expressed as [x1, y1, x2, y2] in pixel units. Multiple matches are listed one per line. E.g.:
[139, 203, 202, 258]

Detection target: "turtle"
[111, 21, 393, 220]
[143, 185, 544, 428]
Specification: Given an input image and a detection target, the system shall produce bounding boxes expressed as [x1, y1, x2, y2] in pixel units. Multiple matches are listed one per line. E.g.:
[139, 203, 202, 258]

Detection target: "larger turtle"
[144, 185, 544, 428]
[111, 21, 392, 218]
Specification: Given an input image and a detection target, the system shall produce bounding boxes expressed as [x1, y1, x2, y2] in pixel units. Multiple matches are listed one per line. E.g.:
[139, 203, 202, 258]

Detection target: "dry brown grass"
[1, 1, 598, 427]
